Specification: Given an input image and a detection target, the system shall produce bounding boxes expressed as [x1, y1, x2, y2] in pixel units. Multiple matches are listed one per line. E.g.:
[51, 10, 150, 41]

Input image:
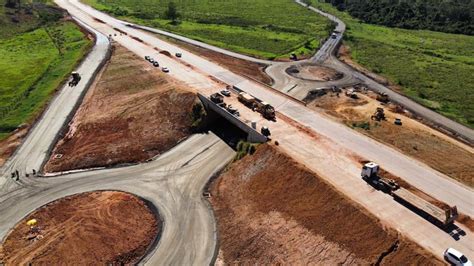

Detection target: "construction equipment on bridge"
[361, 162, 458, 227]
[68, 72, 81, 87]
[210, 93, 224, 104]
[376, 92, 389, 103]
[371, 107, 386, 121]
[261, 126, 271, 137]
[238, 92, 276, 120]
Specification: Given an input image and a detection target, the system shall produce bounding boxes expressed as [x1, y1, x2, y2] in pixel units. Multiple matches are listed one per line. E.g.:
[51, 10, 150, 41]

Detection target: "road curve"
[0, 133, 235, 265]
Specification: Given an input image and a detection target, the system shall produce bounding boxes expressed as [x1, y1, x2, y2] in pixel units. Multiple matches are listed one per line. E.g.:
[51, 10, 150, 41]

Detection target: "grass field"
[0, 5, 91, 140]
[82, 0, 333, 59]
[311, 1, 474, 128]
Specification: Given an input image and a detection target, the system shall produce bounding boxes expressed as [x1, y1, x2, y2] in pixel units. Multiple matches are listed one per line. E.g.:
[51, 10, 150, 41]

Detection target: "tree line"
[321, 0, 473, 35]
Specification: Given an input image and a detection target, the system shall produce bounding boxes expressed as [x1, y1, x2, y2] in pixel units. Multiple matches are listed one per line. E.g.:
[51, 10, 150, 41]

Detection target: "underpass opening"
[197, 94, 267, 149]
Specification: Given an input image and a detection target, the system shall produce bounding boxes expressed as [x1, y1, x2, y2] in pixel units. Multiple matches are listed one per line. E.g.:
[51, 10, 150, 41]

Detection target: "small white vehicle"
[162, 67, 170, 73]
[444, 248, 472, 266]
[175, 52, 182, 58]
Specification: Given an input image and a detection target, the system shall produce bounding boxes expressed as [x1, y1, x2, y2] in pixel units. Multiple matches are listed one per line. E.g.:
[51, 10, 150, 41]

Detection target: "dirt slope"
[210, 144, 441, 264]
[0, 191, 159, 265]
[44, 45, 197, 172]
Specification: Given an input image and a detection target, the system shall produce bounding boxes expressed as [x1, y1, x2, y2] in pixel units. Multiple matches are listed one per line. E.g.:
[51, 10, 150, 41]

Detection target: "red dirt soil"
[44, 45, 197, 172]
[0, 191, 159, 265]
[210, 144, 441, 264]
[0, 127, 28, 167]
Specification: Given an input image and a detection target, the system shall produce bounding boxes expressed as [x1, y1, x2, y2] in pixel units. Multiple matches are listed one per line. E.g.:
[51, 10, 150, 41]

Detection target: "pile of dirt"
[307, 89, 474, 188]
[44, 45, 197, 172]
[156, 35, 273, 85]
[210, 144, 440, 264]
[287, 64, 342, 81]
[0, 191, 159, 265]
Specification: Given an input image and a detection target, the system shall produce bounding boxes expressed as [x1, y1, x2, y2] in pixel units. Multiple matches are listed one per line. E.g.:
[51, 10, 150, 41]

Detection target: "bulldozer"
[371, 107, 386, 121]
[68, 72, 81, 87]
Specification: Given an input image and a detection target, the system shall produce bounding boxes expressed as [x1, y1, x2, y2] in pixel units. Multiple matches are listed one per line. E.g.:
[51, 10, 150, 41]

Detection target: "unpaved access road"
[0, 133, 235, 265]
[54, 0, 474, 259]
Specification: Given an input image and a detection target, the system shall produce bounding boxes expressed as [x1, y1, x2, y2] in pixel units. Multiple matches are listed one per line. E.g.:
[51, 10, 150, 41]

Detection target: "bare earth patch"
[0, 127, 28, 167]
[307, 89, 474, 188]
[0, 191, 159, 265]
[44, 45, 197, 172]
[210, 144, 440, 264]
[287, 64, 342, 81]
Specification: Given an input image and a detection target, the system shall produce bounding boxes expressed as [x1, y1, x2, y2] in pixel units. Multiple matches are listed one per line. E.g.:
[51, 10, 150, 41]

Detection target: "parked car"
[162, 67, 170, 73]
[175, 52, 182, 58]
[149, 58, 155, 64]
[444, 248, 472, 266]
[220, 89, 231, 97]
[153, 62, 159, 67]
[145, 55, 150, 61]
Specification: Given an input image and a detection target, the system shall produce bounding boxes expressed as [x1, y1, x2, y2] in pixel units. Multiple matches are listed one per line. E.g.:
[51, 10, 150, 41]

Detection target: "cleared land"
[311, 0, 474, 128]
[306, 88, 474, 187]
[210, 144, 440, 264]
[44, 45, 197, 172]
[83, 0, 332, 59]
[0, 191, 159, 265]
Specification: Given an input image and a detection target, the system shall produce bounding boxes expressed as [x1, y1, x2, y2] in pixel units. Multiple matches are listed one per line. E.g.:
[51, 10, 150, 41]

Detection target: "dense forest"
[321, 0, 473, 35]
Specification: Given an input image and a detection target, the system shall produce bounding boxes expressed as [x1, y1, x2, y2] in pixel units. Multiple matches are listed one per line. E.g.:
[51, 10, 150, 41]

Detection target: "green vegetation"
[82, 0, 333, 59]
[310, 0, 474, 128]
[0, 1, 92, 139]
[235, 141, 258, 160]
[322, 0, 473, 35]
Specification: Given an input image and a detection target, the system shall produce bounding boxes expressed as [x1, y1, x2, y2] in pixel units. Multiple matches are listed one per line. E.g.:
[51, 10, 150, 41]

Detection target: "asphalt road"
[0, 133, 235, 265]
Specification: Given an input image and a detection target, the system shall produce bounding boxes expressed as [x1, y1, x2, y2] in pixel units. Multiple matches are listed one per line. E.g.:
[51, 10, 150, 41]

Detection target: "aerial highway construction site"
[0, 0, 473, 264]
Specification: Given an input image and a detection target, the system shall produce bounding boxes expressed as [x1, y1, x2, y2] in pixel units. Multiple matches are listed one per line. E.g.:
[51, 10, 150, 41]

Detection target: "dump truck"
[238, 92, 276, 120]
[68, 72, 81, 87]
[210, 93, 224, 104]
[238, 92, 256, 108]
[361, 162, 458, 227]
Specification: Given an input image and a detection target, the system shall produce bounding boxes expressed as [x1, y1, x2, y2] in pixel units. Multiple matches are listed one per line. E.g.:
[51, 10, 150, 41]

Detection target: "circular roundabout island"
[0, 191, 160, 265]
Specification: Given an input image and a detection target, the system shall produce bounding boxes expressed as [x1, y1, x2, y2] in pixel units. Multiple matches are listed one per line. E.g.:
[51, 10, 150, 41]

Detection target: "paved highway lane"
[0, 133, 235, 265]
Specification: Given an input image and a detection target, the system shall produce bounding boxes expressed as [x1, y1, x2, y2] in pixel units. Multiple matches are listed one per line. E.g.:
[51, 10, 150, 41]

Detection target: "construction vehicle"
[261, 126, 271, 137]
[361, 162, 458, 227]
[238, 92, 276, 120]
[394, 118, 402, 125]
[376, 92, 389, 103]
[256, 101, 276, 120]
[210, 93, 224, 104]
[371, 107, 386, 121]
[68, 72, 81, 87]
[345, 88, 358, 99]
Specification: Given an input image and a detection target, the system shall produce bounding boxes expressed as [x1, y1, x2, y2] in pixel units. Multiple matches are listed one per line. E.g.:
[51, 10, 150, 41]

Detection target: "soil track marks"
[307, 90, 474, 187]
[44, 45, 197, 172]
[0, 191, 159, 265]
[210, 144, 441, 264]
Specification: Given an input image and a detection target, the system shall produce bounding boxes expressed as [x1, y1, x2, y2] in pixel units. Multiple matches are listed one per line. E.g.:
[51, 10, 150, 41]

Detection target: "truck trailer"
[361, 162, 458, 227]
